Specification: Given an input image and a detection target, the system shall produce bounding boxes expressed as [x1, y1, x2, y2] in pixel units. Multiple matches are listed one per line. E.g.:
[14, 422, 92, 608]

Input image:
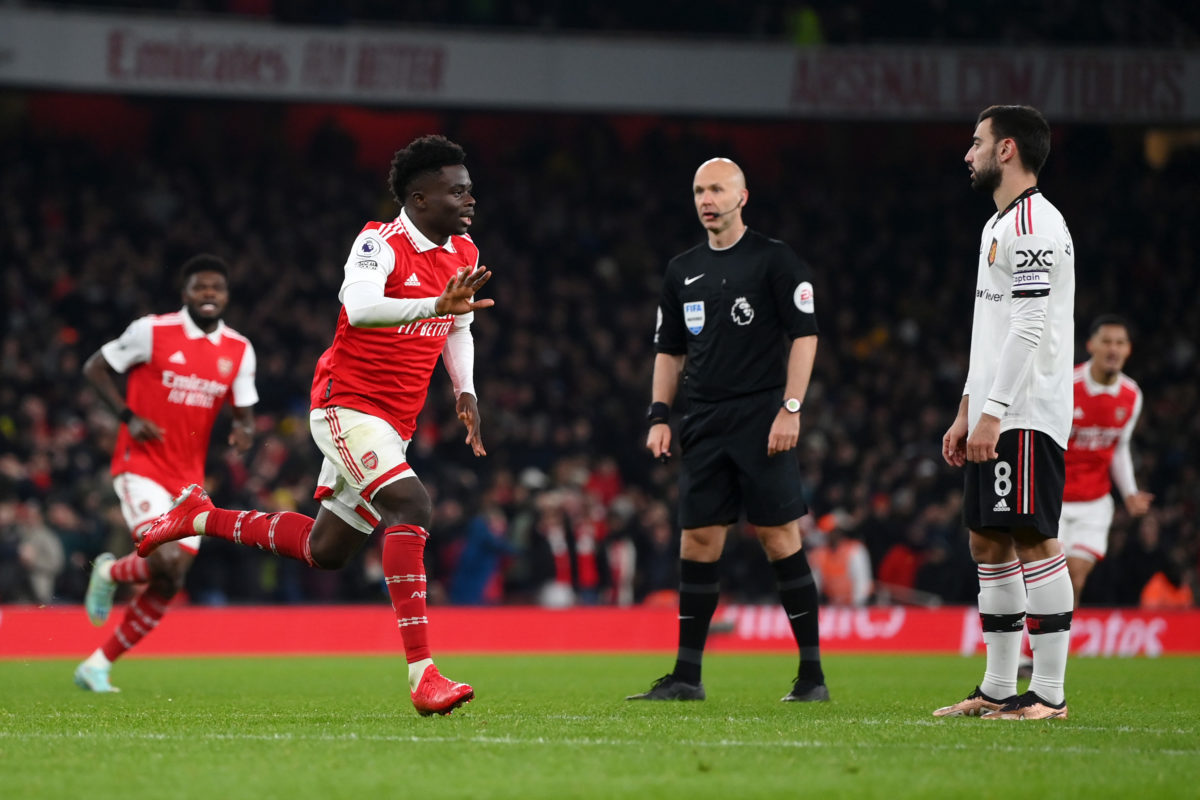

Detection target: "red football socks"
[101, 586, 170, 662]
[108, 553, 151, 583]
[383, 525, 432, 664]
[204, 508, 318, 567]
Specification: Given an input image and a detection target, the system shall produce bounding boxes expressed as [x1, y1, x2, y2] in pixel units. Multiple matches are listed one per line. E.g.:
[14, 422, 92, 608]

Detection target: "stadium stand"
[0, 2, 1196, 609]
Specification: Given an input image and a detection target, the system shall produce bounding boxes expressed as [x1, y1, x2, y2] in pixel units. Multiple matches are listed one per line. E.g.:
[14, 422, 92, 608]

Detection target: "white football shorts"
[309, 406, 417, 534]
[1058, 493, 1115, 563]
[113, 472, 202, 554]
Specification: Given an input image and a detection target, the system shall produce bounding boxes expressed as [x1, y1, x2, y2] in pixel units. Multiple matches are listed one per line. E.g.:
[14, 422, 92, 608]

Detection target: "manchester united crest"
[361, 451, 379, 470]
[987, 238, 998, 266]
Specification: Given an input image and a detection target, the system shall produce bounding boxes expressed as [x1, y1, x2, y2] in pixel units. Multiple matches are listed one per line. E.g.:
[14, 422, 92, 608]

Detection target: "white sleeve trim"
[441, 324, 476, 399]
[342, 281, 440, 328]
[231, 342, 259, 408]
[338, 230, 395, 296]
[1111, 388, 1143, 498]
[99, 316, 153, 373]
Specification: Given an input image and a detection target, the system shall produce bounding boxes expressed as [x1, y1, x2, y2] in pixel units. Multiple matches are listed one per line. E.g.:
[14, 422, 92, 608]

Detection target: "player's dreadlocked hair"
[388, 135, 467, 207]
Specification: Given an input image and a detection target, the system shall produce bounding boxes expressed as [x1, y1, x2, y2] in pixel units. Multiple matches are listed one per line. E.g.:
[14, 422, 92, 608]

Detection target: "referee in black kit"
[627, 157, 828, 703]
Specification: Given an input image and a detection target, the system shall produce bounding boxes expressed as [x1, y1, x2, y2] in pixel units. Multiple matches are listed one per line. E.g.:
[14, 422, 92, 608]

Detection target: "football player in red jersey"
[138, 135, 492, 716]
[1060, 315, 1151, 606]
[75, 255, 258, 693]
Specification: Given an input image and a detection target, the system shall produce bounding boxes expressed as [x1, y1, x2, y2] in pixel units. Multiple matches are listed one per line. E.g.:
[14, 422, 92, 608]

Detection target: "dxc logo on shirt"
[1016, 249, 1053, 268]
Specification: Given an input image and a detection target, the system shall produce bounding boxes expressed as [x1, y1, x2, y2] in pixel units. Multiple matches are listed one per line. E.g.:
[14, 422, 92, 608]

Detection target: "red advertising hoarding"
[2, 605, 1196, 658]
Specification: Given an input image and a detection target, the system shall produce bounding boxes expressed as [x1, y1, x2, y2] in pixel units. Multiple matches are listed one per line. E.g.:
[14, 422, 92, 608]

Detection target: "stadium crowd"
[0, 100, 1196, 610]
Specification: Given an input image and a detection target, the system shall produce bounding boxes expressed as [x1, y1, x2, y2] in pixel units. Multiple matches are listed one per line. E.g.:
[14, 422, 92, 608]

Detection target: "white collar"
[399, 208, 457, 254]
[180, 307, 225, 343]
[1082, 361, 1122, 397]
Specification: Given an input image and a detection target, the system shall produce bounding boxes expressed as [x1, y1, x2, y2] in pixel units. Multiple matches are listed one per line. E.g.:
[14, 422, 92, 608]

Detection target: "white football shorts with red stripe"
[1059, 493, 1115, 562]
[309, 406, 417, 534]
[113, 472, 202, 553]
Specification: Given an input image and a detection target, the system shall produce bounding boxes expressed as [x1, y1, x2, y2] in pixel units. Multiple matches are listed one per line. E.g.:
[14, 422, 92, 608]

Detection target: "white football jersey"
[964, 188, 1075, 448]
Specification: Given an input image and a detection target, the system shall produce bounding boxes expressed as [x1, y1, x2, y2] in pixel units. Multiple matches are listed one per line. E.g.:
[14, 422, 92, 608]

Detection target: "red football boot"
[411, 665, 474, 716]
[137, 484, 213, 557]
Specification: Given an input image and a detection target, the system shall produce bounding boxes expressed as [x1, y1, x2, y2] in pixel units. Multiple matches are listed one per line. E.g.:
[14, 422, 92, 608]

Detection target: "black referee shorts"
[678, 390, 808, 530]
[963, 428, 1065, 538]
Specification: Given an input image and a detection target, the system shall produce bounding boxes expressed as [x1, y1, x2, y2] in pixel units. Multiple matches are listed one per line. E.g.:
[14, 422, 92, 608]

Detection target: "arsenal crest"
[217, 357, 234, 377]
[361, 451, 379, 470]
[987, 238, 998, 266]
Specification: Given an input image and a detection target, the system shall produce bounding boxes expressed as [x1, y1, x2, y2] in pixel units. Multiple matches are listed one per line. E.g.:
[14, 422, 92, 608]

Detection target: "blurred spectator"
[449, 504, 517, 605]
[1140, 547, 1195, 609]
[808, 510, 872, 606]
[6, 501, 66, 604]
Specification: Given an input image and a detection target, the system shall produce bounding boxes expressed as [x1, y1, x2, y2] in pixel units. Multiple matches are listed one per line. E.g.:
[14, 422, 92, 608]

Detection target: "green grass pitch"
[1, 654, 1196, 799]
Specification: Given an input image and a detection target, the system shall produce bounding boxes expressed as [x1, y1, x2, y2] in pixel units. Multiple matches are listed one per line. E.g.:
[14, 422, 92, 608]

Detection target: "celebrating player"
[137, 135, 493, 716]
[75, 254, 257, 693]
[937, 105, 1076, 721]
[1061, 315, 1151, 605]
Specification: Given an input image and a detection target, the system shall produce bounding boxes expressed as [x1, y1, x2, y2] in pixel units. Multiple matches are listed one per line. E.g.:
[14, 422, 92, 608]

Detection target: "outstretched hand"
[435, 266, 495, 316]
[457, 392, 487, 456]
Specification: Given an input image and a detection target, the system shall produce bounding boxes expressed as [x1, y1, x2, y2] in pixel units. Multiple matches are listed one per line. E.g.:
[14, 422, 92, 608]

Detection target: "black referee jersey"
[654, 229, 819, 403]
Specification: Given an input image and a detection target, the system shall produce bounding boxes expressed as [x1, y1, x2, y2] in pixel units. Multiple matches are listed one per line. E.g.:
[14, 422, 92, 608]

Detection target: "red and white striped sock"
[108, 552, 151, 584]
[203, 508, 318, 567]
[382, 525, 433, 683]
[100, 587, 171, 662]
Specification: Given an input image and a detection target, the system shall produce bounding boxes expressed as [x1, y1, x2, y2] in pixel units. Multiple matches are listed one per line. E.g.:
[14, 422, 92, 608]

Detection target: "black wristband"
[119, 407, 134, 424]
[647, 401, 670, 426]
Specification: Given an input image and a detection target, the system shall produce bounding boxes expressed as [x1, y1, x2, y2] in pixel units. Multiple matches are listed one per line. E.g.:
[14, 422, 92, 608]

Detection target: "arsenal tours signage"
[1, 8, 1197, 122]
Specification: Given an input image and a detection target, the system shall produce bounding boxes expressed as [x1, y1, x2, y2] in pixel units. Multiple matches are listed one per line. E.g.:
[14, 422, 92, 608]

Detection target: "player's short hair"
[180, 254, 229, 282]
[388, 135, 467, 206]
[978, 105, 1051, 176]
[1088, 313, 1131, 339]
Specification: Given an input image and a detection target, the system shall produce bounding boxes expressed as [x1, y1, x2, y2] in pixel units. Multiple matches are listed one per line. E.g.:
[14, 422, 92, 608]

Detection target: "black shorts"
[963, 428, 1065, 538]
[678, 390, 808, 529]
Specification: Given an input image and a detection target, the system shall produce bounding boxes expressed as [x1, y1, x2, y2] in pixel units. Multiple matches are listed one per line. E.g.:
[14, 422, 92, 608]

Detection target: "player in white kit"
[936, 105, 1076, 721]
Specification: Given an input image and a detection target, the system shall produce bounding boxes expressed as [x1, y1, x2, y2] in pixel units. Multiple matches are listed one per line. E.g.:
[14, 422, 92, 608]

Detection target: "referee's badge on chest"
[684, 301, 705, 334]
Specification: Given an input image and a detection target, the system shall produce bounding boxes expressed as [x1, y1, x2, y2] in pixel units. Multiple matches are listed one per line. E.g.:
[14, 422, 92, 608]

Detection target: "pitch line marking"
[1, 730, 1196, 758]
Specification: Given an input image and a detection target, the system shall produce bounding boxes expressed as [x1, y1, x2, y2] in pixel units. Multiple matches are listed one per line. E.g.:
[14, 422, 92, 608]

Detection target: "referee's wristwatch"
[647, 401, 671, 426]
[783, 398, 802, 414]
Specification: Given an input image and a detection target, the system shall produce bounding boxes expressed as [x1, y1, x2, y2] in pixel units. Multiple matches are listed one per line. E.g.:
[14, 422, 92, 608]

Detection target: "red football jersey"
[103, 311, 257, 492]
[311, 213, 479, 439]
[1063, 362, 1142, 502]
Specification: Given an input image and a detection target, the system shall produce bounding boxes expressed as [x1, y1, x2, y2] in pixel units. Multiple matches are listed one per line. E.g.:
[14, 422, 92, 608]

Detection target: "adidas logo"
[168, 351, 187, 364]
[1073, 407, 1084, 419]
[404, 273, 420, 287]
[993, 498, 1010, 512]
